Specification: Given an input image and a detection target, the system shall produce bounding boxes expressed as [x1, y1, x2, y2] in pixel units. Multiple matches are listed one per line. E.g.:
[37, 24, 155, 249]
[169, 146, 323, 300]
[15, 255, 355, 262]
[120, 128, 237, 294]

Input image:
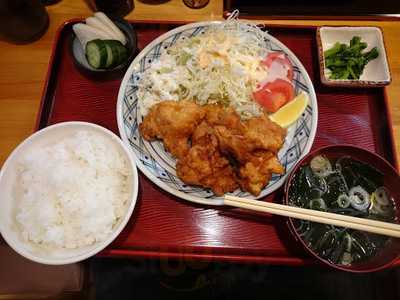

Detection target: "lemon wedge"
[269, 92, 309, 128]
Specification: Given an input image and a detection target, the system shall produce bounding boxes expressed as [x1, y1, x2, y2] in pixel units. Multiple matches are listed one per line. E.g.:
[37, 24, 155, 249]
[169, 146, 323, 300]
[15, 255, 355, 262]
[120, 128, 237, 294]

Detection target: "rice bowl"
[0, 122, 138, 265]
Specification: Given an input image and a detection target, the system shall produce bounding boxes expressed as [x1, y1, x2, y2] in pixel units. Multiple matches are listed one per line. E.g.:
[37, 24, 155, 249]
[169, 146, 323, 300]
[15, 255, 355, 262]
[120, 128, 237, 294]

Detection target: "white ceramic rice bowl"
[0, 122, 138, 265]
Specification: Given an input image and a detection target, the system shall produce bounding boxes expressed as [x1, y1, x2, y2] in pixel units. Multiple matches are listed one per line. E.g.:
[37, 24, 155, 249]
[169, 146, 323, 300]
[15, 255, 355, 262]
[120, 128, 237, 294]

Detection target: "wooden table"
[0, 1, 399, 166]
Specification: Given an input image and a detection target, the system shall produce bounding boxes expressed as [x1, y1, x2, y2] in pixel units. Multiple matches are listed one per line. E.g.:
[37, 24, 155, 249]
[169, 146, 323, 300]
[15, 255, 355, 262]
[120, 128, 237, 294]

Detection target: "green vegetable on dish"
[324, 36, 379, 80]
[85, 39, 127, 69]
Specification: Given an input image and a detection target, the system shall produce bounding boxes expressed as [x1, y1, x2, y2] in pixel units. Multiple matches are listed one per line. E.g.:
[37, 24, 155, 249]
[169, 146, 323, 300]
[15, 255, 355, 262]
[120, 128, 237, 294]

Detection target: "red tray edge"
[98, 248, 400, 269]
[383, 88, 399, 170]
[35, 22, 65, 132]
[99, 248, 312, 265]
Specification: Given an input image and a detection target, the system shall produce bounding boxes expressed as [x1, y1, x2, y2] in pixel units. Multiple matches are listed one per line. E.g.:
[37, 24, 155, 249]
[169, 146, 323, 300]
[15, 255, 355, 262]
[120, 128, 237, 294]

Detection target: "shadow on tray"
[90, 256, 400, 300]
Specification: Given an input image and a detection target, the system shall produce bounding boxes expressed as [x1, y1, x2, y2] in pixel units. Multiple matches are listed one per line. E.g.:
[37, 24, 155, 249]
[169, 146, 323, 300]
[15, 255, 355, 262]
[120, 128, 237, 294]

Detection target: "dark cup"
[0, 0, 49, 44]
[88, 0, 134, 17]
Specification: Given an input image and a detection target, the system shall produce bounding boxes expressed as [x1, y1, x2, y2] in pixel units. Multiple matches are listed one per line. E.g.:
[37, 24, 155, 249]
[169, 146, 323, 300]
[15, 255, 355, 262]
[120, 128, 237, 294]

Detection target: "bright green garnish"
[324, 36, 379, 80]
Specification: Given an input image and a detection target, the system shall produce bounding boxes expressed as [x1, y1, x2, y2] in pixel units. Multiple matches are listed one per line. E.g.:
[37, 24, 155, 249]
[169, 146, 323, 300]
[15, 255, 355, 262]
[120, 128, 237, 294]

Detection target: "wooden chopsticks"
[224, 195, 400, 238]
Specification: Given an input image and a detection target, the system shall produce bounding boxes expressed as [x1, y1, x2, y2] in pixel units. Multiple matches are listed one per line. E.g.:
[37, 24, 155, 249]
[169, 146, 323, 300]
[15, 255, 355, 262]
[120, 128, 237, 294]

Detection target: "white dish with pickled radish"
[72, 12, 132, 70]
[117, 20, 318, 205]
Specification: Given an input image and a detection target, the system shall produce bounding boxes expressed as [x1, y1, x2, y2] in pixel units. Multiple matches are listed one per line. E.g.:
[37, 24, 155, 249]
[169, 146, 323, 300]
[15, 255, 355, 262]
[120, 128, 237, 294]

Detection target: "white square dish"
[317, 26, 391, 87]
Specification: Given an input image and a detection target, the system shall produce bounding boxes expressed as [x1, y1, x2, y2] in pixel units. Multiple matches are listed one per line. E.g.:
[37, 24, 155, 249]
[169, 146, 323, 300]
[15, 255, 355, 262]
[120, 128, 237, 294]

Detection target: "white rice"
[15, 130, 131, 249]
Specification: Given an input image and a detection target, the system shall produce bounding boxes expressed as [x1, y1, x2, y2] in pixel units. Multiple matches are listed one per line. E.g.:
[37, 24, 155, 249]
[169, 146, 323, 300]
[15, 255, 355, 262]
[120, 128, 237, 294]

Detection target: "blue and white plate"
[117, 21, 318, 206]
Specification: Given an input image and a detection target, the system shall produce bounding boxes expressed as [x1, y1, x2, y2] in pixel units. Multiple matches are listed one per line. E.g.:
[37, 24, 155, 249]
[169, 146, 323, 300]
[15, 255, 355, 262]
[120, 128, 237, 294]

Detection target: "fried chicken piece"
[243, 115, 287, 154]
[204, 105, 243, 132]
[213, 114, 286, 162]
[139, 101, 206, 159]
[176, 122, 238, 196]
[209, 109, 287, 196]
[237, 151, 285, 196]
[213, 126, 249, 162]
[140, 101, 287, 196]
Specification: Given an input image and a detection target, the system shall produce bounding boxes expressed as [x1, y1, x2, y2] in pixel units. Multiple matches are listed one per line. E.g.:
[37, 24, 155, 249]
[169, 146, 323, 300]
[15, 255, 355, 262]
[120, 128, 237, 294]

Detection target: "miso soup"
[288, 155, 396, 266]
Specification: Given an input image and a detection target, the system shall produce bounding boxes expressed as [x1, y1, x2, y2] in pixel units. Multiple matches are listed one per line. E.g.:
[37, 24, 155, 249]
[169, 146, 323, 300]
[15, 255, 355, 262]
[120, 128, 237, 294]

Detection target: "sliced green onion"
[310, 155, 332, 177]
[349, 186, 370, 211]
[370, 192, 393, 216]
[336, 194, 350, 208]
[374, 187, 390, 206]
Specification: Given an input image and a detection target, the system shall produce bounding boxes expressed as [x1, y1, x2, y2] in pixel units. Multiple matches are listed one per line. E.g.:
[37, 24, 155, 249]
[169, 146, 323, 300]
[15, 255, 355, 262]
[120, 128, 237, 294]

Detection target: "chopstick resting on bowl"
[224, 195, 400, 238]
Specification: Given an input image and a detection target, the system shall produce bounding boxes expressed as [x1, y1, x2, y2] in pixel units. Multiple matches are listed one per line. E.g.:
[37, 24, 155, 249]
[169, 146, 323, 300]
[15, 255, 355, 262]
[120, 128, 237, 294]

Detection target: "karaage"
[237, 151, 285, 196]
[139, 101, 287, 196]
[211, 112, 286, 196]
[176, 122, 238, 196]
[139, 101, 205, 159]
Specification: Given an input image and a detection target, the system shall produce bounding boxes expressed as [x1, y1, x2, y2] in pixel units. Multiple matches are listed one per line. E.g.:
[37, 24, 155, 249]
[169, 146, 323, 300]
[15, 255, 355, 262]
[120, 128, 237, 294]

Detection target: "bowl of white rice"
[0, 122, 138, 265]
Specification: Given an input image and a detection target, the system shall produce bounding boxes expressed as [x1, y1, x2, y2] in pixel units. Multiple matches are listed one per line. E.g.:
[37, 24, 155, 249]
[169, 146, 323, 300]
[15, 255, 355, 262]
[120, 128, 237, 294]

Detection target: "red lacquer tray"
[36, 20, 398, 266]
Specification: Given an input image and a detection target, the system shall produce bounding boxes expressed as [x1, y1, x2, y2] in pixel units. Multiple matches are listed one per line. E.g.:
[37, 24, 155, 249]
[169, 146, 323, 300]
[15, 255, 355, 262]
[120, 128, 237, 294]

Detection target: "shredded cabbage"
[138, 19, 272, 118]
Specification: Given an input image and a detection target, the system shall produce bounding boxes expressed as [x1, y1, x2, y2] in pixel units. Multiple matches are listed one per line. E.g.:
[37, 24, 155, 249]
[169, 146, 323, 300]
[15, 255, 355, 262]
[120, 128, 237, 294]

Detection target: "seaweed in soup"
[323, 171, 349, 205]
[336, 156, 383, 194]
[289, 155, 396, 266]
[313, 228, 338, 259]
[289, 166, 327, 207]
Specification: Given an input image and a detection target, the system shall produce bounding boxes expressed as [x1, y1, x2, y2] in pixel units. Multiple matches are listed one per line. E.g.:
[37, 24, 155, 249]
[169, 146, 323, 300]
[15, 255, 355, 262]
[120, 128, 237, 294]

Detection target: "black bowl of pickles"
[70, 12, 137, 79]
[284, 145, 400, 272]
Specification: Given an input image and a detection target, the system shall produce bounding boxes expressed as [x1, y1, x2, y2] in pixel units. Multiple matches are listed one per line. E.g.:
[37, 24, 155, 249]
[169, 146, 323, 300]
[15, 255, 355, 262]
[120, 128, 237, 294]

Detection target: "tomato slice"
[253, 79, 295, 113]
[262, 52, 294, 81]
